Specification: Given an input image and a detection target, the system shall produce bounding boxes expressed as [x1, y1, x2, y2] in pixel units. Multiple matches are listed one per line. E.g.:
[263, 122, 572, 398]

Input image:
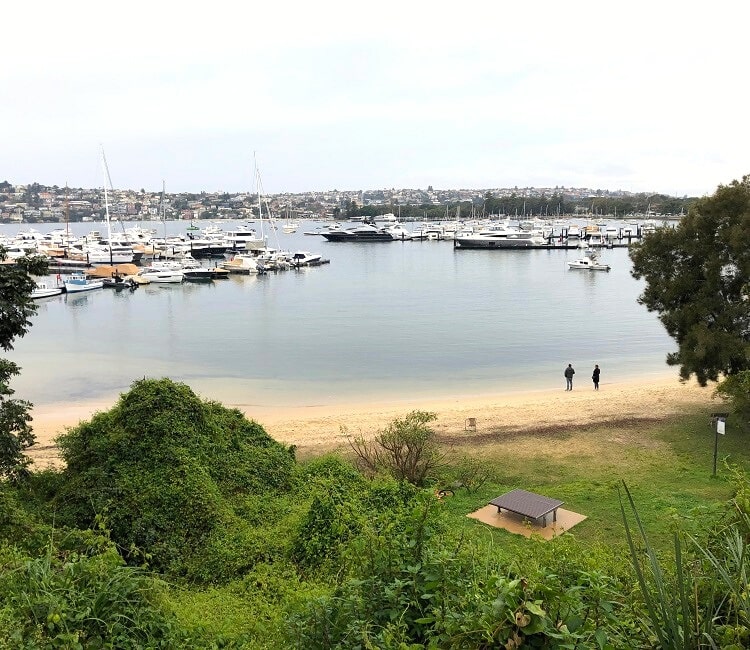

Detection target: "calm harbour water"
[4, 220, 676, 409]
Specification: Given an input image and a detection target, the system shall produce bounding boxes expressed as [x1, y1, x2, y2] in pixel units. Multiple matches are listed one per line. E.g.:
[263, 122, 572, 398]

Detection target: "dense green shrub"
[0, 545, 195, 649]
[0, 481, 47, 550]
[291, 474, 421, 571]
[170, 561, 330, 648]
[52, 378, 296, 579]
[297, 454, 363, 486]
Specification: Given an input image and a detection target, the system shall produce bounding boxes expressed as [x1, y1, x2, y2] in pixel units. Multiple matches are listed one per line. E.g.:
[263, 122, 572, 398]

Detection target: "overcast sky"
[3, 1, 747, 196]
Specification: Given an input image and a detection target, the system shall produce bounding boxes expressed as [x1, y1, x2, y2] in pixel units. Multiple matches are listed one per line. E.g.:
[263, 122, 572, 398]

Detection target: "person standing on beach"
[592, 364, 600, 390]
[564, 364, 575, 391]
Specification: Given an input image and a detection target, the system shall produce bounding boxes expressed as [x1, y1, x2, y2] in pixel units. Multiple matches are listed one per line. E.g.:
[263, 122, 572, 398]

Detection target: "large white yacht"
[223, 228, 266, 252]
[320, 223, 395, 242]
[454, 223, 547, 249]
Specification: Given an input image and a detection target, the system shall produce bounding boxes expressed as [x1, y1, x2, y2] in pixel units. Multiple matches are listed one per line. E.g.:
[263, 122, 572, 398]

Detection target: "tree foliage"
[629, 177, 750, 385]
[716, 369, 750, 418]
[348, 410, 443, 486]
[0, 250, 48, 480]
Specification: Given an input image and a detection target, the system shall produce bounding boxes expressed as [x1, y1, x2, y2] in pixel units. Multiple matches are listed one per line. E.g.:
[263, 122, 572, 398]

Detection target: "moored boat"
[320, 223, 395, 242]
[137, 266, 185, 283]
[102, 271, 139, 289]
[31, 281, 64, 299]
[220, 253, 261, 274]
[64, 271, 104, 293]
[182, 267, 215, 281]
[384, 223, 414, 240]
[290, 251, 323, 266]
[454, 224, 547, 249]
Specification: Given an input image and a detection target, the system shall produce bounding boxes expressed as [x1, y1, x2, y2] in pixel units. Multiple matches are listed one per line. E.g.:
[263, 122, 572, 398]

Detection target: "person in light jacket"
[564, 364, 575, 391]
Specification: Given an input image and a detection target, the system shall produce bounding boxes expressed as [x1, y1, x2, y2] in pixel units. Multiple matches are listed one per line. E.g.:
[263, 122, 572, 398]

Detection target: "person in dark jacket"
[564, 364, 575, 390]
[592, 364, 600, 390]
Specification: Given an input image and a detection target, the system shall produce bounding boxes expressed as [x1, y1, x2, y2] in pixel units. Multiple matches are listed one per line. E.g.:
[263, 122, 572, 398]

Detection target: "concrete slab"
[467, 504, 587, 540]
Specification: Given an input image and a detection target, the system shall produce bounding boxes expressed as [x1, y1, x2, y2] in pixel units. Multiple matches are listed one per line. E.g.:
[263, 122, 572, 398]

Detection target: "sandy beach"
[27, 375, 722, 469]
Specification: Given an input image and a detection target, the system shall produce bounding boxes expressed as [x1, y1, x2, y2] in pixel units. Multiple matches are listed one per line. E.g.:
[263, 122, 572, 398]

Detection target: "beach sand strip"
[26, 376, 721, 469]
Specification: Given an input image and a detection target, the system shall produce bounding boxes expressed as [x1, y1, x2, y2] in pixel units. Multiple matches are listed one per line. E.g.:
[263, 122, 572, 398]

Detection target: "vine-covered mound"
[54, 378, 296, 578]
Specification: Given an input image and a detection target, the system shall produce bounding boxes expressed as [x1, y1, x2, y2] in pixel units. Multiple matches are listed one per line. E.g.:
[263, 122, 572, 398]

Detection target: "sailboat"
[282, 209, 299, 234]
[252, 157, 295, 268]
[79, 149, 135, 265]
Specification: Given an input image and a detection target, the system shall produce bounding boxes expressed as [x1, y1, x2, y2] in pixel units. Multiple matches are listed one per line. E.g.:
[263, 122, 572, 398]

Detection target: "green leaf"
[524, 600, 546, 617]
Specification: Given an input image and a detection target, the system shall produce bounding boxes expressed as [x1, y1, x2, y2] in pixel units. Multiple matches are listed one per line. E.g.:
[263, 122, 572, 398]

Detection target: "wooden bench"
[489, 489, 564, 528]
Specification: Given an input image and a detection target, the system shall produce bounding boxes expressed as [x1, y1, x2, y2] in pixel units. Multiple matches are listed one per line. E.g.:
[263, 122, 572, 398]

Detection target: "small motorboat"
[102, 272, 138, 290]
[183, 267, 215, 282]
[290, 251, 323, 267]
[567, 248, 611, 271]
[31, 281, 64, 299]
[64, 271, 105, 293]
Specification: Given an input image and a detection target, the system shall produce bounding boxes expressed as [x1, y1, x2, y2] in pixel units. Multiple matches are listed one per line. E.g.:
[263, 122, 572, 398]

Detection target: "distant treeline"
[341, 192, 695, 221]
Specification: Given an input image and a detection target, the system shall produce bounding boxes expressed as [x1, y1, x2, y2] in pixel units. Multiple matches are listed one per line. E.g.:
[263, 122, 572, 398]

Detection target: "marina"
[1, 216, 676, 411]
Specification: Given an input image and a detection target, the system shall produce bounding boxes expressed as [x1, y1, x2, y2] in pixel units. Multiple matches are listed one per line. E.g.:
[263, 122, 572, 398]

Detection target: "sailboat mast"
[161, 180, 167, 242]
[64, 184, 70, 246]
[101, 149, 114, 265]
[256, 167, 263, 240]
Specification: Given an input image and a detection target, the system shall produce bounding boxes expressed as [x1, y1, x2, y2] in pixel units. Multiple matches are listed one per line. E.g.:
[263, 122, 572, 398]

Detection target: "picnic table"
[489, 489, 564, 528]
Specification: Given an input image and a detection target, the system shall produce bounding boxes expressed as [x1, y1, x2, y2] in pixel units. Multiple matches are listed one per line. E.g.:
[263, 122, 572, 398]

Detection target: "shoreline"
[27, 375, 722, 468]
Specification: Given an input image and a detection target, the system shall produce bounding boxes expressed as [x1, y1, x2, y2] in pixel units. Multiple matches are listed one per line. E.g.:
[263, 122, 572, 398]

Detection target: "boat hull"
[320, 232, 394, 242]
[567, 262, 610, 271]
[454, 237, 539, 249]
[31, 287, 64, 299]
[64, 279, 104, 292]
[139, 272, 184, 283]
[183, 269, 214, 281]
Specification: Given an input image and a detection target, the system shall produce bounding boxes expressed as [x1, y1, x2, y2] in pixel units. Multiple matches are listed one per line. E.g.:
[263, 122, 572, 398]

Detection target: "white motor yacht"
[72, 243, 135, 264]
[385, 223, 413, 240]
[137, 266, 185, 283]
[290, 251, 323, 266]
[567, 248, 611, 271]
[223, 229, 266, 252]
[454, 223, 546, 249]
[320, 223, 394, 242]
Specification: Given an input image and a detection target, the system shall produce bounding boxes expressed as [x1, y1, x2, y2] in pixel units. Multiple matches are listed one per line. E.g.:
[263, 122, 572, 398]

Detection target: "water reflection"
[5, 220, 675, 407]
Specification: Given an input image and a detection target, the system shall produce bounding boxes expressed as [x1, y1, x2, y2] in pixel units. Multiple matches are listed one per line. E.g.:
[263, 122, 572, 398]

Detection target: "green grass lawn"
[436, 405, 749, 550]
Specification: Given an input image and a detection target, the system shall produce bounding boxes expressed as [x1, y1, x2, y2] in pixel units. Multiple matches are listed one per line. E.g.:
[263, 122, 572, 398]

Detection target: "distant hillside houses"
[0, 180, 692, 223]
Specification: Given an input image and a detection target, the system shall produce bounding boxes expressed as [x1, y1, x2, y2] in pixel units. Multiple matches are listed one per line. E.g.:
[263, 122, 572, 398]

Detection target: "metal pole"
[711, 413, 728, 477]
[713, 426, 719, 477]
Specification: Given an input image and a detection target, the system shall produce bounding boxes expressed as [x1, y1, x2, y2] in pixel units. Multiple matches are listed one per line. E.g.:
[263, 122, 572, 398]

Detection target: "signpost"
[710, 412, 729, 477]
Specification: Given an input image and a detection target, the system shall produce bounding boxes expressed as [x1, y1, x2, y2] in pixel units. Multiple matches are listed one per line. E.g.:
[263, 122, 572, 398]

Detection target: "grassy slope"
[439, 404, 748, 548]
[170, 403, 750, 644]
